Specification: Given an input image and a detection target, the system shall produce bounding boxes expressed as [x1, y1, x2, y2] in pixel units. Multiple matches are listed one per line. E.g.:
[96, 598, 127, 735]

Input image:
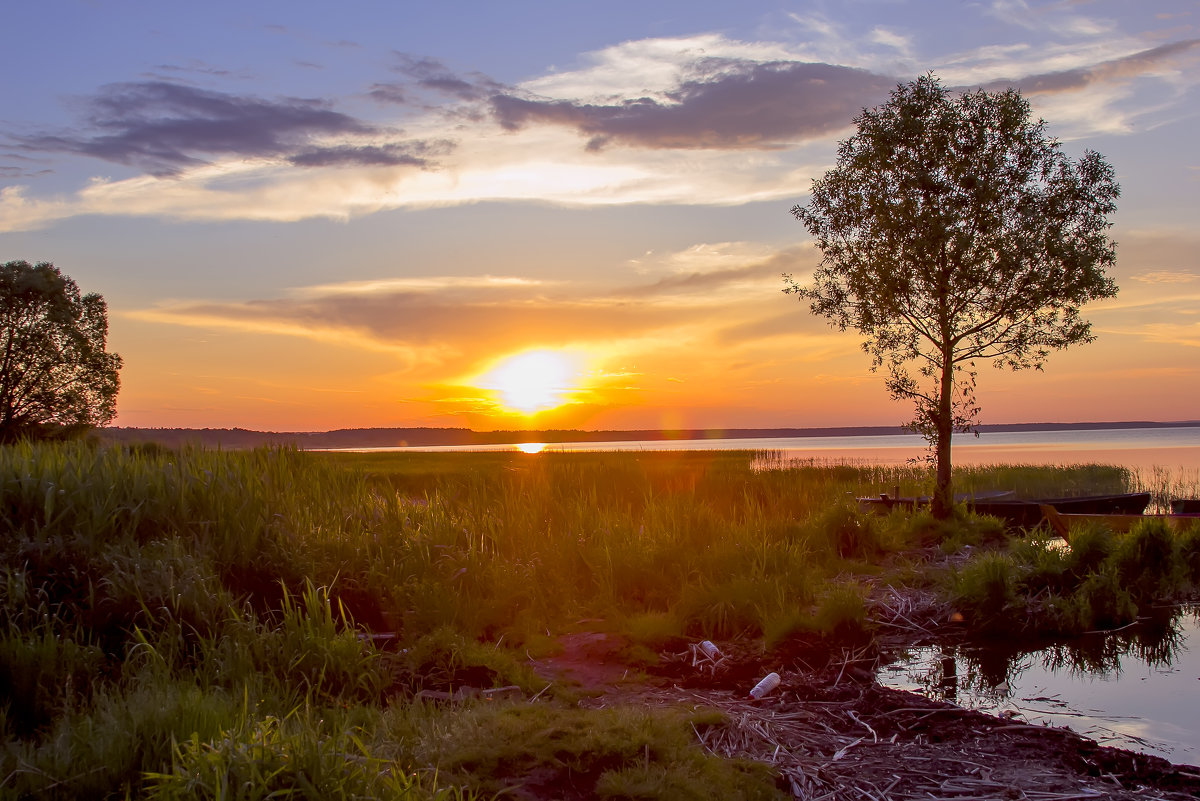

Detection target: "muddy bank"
[530, 629, 1200, 800]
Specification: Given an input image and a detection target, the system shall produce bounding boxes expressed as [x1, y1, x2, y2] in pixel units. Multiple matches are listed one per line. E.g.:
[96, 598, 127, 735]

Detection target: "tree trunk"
[932, 355, 955, 519]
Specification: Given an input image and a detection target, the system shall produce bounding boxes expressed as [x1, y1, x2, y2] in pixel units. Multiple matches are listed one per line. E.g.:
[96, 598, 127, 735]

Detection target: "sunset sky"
[2, 1, 1197, 432]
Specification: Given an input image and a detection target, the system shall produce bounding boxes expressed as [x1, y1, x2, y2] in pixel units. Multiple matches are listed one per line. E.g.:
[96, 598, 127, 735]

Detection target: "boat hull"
[1039, 504, 1200, 539]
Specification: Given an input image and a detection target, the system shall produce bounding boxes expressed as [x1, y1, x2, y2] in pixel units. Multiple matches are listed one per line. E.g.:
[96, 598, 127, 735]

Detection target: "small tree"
[0, 261, 122, 442]
[786, 74, 1119, 517]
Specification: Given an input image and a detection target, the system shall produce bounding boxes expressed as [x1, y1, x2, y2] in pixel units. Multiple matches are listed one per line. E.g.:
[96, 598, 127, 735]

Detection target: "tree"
[785, 74, 1119, 518]
[0, 261, 122, 442]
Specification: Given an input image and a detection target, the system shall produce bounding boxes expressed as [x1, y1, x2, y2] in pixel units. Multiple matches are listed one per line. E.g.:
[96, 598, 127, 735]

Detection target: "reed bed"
[1, 441, 1192, 799]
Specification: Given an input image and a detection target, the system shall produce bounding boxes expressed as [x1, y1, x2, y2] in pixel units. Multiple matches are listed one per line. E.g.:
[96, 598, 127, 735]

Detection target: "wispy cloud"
[975, 39, 1200, 95]
[1131, 270, 1200, 284]
[984, 0, 1117, 38]
[126, 243, 815, 374]
[388, 53, 509, 102]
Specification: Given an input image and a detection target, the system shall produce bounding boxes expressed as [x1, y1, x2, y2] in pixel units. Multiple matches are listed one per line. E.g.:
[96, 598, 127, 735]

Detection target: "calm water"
[880, 612, 1200, 766]
[367, 425, 1200, 473]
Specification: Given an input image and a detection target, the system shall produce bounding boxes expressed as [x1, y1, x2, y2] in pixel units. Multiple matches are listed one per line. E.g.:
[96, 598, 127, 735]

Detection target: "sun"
[479, 350, 579, 415]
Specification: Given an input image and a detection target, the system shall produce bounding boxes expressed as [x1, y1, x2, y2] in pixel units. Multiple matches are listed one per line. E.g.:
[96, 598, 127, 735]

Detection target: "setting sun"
[478, 350, 580, 414]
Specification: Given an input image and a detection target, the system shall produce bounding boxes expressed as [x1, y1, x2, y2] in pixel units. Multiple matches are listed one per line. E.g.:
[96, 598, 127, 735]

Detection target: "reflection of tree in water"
[902, 608, 1192, 706]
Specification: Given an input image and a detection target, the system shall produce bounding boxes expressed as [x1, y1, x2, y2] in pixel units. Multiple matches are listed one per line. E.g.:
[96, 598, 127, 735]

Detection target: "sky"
[1, 1, 1198, 433]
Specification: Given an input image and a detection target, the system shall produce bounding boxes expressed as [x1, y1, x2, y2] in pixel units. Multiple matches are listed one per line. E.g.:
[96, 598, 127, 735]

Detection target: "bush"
[952, 553, 1020, 634]
[1066, 524, 1115, 579]
[1110, 519, 1178, 600]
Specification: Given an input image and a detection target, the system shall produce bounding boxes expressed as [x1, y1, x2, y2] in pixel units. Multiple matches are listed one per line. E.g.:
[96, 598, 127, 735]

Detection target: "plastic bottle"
[748, 671, 781, 699]
[698, 640, 720, 660]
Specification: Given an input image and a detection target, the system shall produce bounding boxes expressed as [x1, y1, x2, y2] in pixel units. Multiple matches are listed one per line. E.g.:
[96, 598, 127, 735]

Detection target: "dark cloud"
[975, 39, 1200, 95]
[289, 140, 453, 168]
[389, 53, 508, 102]
[491, 61, 894, 150]
[14, 81, 380, 175]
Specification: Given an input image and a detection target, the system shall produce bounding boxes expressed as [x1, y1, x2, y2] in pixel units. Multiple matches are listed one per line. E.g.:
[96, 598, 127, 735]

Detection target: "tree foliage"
[0, 261, 122, 442]
[785, 74, 1119, 516]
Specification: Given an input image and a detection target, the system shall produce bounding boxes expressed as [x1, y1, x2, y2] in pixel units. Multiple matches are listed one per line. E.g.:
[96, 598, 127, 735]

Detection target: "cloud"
[367, 83, 410, 105]
[11, 81, 384, 175]
[288, 140, 453, 168]
[388, 53, 508, 102]
[1131, 270, 1199, 285]
[127, 243, 813, 370]
[985, 0, 1117, 37]
[491, 60, 893, 150]
[1135, 322, 1200, 348]
[975, 39, 1200, 95]
[6, 30, 1195, 231]
[617, 245, 813, 300]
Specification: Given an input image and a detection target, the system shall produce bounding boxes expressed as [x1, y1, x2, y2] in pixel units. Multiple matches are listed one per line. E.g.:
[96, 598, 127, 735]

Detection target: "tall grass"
[2, 441, 1182, 799]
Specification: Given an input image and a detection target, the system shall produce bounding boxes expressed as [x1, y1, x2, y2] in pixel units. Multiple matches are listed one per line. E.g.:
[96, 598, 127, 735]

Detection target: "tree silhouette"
[786, 74, 1119, 517]
[0, 261, 122, 442]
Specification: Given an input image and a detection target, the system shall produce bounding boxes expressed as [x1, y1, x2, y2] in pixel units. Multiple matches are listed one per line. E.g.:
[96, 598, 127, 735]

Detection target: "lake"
[372, 425, 1200, 474]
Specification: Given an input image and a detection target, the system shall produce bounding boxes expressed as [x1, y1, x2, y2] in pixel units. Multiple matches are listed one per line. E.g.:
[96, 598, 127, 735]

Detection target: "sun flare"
[479, 350, 580, 415]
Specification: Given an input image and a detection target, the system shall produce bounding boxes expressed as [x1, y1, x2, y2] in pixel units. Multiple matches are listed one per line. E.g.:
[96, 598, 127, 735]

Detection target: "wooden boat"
[971, 492, 1152, 529]
[860, 490, 1153, 530]
[1172, 498, 1200, 514]
[1039, 504, 1200, 540]
[857, 489, 1015, 513]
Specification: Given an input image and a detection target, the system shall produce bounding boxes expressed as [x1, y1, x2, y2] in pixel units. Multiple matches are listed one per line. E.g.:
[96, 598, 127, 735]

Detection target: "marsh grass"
[952, 514, 1200, 637]
[3, 442, 1195, 798]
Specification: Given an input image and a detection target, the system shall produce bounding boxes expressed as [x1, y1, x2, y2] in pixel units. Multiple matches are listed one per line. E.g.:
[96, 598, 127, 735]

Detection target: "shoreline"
[100, 419, 1200, 451]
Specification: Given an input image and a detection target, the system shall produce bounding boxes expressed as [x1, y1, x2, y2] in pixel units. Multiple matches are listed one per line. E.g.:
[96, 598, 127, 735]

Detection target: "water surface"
[354, 426, 1200, 473]
[880, 612, 1200, 765]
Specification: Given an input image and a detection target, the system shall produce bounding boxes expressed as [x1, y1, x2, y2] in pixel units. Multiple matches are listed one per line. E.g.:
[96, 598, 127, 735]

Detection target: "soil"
[524, 622, 1200, 801]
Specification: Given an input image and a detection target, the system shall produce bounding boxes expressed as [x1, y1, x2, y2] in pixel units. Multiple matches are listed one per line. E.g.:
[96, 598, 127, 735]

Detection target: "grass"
[2, 441, 1198, 799]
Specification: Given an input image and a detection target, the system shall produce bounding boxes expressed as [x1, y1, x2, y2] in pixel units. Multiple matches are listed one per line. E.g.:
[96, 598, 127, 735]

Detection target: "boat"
[859, 490, 1152, 529]
[971, 492, 1152, 529]
[857, 489, 1015, 513]
[1039, 504, 1200, 540]
[1172, 498, 1200, 514]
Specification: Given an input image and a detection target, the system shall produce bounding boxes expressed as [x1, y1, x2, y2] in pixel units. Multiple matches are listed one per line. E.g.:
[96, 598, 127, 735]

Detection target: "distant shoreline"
[100, 420, 1200, 451]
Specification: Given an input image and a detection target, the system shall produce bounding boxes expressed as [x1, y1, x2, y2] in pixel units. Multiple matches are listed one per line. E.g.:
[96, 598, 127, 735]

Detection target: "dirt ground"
[527, 625, 1200, 801]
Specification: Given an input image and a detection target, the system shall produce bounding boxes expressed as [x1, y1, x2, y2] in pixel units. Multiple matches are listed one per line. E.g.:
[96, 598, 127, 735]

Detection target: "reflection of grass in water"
[893, 608, 1191, 714]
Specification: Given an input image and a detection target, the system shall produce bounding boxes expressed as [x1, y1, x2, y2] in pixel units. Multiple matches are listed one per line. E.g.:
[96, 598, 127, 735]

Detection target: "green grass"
[2, 441, 1198, 798]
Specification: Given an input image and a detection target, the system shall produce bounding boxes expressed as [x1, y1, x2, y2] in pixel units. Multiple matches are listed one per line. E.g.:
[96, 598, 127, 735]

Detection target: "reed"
[3, 441, 1191, 799]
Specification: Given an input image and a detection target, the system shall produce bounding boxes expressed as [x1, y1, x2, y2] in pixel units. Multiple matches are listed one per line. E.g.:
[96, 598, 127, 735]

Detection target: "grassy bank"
[2, 443, 1197, 799]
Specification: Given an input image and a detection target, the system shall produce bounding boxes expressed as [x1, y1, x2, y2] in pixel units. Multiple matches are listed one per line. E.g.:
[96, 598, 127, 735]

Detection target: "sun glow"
[479, 350, 580, 414]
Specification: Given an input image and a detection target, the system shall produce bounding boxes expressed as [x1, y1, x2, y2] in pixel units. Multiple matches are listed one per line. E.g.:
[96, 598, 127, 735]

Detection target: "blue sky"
[2, 1, 1198, 431]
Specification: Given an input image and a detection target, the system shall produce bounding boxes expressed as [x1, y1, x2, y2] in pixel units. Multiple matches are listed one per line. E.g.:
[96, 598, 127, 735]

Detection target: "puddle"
[880, 610, 1200, 765]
